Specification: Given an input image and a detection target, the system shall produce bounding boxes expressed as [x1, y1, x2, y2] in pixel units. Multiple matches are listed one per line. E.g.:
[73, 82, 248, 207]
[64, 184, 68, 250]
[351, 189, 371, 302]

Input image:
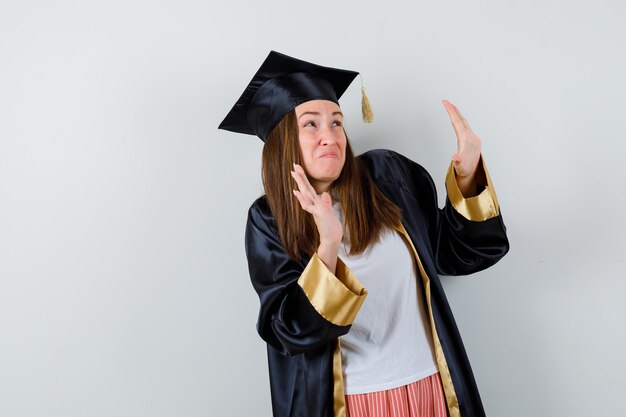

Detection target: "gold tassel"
[360, 74, 374, 123]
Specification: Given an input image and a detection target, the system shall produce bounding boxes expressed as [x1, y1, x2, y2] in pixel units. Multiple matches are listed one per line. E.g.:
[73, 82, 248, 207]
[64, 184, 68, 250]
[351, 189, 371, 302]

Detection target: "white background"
[1, 1, 625, 416]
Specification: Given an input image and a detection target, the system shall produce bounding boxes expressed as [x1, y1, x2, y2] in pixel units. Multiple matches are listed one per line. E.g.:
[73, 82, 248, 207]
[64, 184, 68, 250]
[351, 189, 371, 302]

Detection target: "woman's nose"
[319, 128, 338, 145]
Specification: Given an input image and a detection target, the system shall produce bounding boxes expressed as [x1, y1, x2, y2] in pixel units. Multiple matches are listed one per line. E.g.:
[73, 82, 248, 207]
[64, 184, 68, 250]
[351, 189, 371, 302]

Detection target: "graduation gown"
[244, 149, 509, 417]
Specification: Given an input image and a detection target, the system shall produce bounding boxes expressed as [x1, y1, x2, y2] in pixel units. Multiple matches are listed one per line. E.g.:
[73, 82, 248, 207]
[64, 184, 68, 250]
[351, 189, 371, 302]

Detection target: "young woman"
[219, 51, 509, 417]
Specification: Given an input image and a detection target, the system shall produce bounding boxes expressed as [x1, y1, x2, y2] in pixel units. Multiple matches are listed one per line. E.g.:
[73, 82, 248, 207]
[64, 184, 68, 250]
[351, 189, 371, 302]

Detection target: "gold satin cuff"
[297, 253, 367, 327]
[445, 155, 500, 221]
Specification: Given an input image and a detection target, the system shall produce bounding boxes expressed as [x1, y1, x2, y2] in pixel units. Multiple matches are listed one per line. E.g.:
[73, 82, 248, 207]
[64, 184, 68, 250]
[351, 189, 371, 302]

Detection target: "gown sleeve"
[436, 154, 509, 275]
[245, 198, 367, 356]
[390, 150, 509, 276]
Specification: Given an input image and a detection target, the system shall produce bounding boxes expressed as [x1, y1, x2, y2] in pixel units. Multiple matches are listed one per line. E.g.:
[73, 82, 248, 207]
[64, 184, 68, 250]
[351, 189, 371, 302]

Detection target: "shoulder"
[246, 195, 277, 238]
[357, 148, 403, 166]
[248, 194, 270, 218]
[357, 149, 434, 192]
[358, 148, 429, 174]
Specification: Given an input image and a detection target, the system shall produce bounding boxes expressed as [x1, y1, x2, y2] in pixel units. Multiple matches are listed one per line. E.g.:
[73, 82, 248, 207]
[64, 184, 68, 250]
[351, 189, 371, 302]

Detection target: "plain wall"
[1, 0, 625, 416]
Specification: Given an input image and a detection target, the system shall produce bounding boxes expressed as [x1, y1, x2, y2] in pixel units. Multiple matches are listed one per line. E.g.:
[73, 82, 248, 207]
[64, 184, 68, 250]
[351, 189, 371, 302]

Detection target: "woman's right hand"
[291, 164, 343, 272]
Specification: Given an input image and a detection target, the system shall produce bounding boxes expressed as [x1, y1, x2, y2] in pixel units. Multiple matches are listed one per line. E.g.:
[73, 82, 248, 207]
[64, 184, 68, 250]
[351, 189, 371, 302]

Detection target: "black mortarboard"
[218, 50, 371, 142]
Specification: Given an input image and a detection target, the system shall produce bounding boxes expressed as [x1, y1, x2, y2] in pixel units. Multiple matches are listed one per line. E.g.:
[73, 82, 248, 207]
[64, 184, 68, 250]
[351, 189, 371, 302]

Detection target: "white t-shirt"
[335, 205, 438, 395]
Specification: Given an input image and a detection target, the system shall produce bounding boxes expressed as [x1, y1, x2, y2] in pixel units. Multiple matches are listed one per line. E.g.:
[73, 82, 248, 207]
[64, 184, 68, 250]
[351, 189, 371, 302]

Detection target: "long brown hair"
[262, 109, 402, 260]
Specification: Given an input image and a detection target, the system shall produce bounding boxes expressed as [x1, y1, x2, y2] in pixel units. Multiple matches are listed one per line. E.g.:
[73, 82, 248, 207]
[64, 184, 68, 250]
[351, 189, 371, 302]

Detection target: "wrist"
[455, 173, 478, 198]
[318, 239, 341, 254]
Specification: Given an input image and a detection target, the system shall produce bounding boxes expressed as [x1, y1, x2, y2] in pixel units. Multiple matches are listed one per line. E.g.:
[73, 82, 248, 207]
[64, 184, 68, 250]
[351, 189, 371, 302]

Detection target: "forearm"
[454, 155, 487, 198]
[317, 240, 340, 274]
[455, 173, 478, 198]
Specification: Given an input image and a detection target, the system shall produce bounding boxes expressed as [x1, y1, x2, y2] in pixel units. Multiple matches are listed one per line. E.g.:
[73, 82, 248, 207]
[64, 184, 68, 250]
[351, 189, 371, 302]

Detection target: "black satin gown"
[244, 149, 509, 417]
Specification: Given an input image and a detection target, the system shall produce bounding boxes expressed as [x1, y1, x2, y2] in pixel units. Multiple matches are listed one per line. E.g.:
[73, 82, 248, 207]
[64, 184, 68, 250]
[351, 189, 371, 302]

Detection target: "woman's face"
[294, 100, 346, 193]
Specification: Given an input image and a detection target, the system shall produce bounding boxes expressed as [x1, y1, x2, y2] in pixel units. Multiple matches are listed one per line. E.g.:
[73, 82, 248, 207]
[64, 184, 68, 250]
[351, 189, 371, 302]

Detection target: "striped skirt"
[345, 373, 448, 417]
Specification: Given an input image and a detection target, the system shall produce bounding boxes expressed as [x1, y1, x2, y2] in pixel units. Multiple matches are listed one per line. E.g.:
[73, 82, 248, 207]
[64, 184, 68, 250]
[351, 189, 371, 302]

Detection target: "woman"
[218, 51, 509, 417]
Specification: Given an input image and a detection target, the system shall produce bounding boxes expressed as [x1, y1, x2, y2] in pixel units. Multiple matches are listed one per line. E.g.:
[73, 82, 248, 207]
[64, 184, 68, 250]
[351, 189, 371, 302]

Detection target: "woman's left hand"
[442, 99, 482, 197]
[442, 99, 481, 179]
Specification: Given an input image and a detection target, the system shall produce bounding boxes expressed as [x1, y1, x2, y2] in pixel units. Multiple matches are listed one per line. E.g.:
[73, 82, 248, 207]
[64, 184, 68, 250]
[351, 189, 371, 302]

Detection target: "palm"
[290, 164, 343, 244]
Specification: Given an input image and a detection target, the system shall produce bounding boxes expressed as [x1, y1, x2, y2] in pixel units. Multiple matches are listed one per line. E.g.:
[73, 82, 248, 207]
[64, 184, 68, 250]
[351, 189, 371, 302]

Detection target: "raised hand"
[291, 163, 343, 272]
[442, 99, 482, 197]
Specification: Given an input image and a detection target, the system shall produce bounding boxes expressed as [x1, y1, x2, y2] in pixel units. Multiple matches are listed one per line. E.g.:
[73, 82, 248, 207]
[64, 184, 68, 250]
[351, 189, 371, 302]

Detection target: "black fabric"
[244, 149, 510, 417]
[218, 50, 359, 141]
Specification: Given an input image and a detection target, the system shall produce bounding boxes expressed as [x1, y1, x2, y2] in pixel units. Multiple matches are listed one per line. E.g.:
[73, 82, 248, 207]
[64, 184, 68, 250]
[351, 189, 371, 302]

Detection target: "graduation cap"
[218, 50, 373, 141]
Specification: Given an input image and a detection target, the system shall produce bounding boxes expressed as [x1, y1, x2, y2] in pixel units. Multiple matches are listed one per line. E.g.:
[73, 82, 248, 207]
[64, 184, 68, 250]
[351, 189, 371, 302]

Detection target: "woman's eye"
[332, 121, 343, 127]
[304, 121, 316, 128]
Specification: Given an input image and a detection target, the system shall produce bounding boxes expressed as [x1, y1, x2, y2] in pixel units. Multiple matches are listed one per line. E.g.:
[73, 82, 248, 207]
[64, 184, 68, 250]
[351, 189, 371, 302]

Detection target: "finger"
[451, 154, 463, 174]
[293, 163, 318, 197]
[293, 190, 316, 213]
[451, 154, 466, 177]
[443, 99, 465, 154]
[291, 171, 316, 206]
[320, 191, 333, 208]
[290, 165, 315, 197]
[292, 190, 314, 212]
[449, 101, 471, 130]
[442, 99, 464, 138]
[292, 176, 317, 212]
